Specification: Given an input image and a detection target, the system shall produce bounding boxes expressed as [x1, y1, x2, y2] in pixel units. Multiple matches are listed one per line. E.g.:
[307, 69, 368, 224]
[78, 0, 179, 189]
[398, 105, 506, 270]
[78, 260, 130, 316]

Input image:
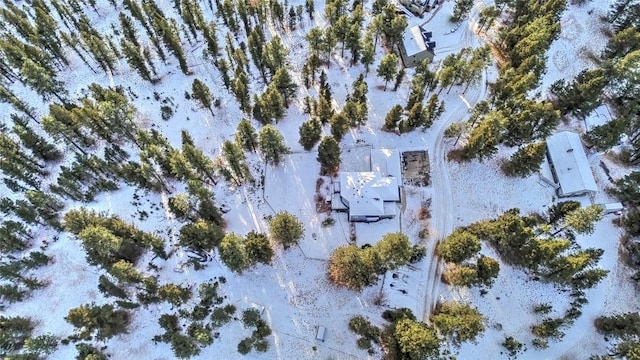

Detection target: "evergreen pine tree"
[221, 140, 253, 185]
[298, 118, 323, 151]
[401, 102, 423, 133]
[259, 125, 289, 165]
[20, 58, 67, 103]
[330, 112, 349, 142]
[33, 1, 68, 67]
[305, 0, 315, 19]
[269, 211, 304, 248]
[11, 115, 62, 162]
[191, 79, 215, 116]
[393, 68, 405, 91]
[317, 136, 341, 175]
[181, 130, 218, 185]
[259, 86, 286, 123]
[361, 33, 375, 75]
[232, 71, 251, 113]
[315, 94, 334, 124]
[0, 221, 31, 253]
[431, 302, 485, 345]
[501, 141, 547, 177]
[179, 220, 224, 252]
[384, 105, 403, 132]
[235, 119, 259, 152]
[119, 13, 141, 47]
[263, 36, 288, 76]
[143, 0, 190, 74]
[271, 68, 297, 105]
[219, 233, 251, 273]
[394, 319, 440, 360]
[121, 39, 155, 83]
[377, 53, 399, 91]
[65, 303, 130, 340]
[406, 76, 426, 111]
[245, 231, 273, 265]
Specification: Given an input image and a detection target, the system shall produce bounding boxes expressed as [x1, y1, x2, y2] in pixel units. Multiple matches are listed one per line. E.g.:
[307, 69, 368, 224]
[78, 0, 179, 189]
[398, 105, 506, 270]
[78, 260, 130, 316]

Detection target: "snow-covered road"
[420, 6, 488, 320]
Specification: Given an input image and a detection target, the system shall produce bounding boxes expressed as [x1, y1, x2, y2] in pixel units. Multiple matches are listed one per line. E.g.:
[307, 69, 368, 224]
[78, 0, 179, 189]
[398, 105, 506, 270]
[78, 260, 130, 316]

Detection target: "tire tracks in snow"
[421, 33, 488, 320]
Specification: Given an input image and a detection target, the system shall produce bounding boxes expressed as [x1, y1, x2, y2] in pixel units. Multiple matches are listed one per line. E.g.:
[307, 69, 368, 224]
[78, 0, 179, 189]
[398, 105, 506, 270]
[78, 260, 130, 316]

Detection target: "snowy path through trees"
[421, 62, 488, 321]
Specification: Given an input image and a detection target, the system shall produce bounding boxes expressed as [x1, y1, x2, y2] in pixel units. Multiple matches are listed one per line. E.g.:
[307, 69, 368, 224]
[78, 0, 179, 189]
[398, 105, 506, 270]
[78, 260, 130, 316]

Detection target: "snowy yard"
[2, 0, 640, 359]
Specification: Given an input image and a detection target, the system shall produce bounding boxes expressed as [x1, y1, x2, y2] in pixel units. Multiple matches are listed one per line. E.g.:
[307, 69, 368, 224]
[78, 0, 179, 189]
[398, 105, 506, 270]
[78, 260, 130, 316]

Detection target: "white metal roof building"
[338, 172, 399, 222]
[331, 148, 403, 222]
[370, 148, 402, 179]
[546, 131, 598, 197]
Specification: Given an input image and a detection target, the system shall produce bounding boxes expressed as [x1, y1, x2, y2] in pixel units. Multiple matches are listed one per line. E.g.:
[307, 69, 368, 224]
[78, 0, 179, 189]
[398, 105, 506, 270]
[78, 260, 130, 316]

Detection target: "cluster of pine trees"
[459, 204, 607, 347]
[328, 232, 414, 291]
[438, 229, 500, 288]
[0, 0, 305, 357]
[150, 279, 243, 358]
[452, 0, 564, 174]
[608, 171, 640, 282]
[580, 0, 640, 164]
[348, 303, 484, 359]
[594, 312, 640, 359]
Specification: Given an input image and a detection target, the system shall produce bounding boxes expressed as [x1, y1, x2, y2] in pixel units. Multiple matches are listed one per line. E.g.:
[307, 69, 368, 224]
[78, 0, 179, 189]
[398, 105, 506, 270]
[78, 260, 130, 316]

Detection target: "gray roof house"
[398, 25, 435, 67]
[398, 0, 439, 16]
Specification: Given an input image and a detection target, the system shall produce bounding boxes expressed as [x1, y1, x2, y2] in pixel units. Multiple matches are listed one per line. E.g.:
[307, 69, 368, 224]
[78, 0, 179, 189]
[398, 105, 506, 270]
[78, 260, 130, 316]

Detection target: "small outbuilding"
[545, 131, 598, 197]
[398, 25, 435, 67]
[598, 202, 624, 215]
[315, 326, 326, 342]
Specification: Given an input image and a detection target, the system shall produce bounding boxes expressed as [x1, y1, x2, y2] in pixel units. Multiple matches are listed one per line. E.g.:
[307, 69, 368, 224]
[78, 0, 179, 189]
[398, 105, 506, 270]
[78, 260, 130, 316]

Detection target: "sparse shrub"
[382, 308, 415, 323]
[349, 316, 373, 334]
[372, 290, 388, 306]
[531, 337, 548, 349]
[253, 320, 272, 338]
[75, 342, 108, 360]
[418, 207, 431, 220]
[410, 245, 427, 263]
[187, 323, 213, 346]
[236, 309, 271, 354]
[237, 338, 252, 355]
[531, 317, 564, 340]
[254, 339, 269, 352]
[210, 305, 235, 327]
[191, 306, 209, 321]
[242, 309, 261, 328]
[161, 105, 174, 120]
[24, 333, 58, 355]
[115, 301, 140, 309]
[321, 217, 335, 227]
[357, 337, 372, 349]
[501, 336, 523, 358]
[533, 303, 552, 314]
[564, 306, 582, 321]
[444, 123, 462, 138]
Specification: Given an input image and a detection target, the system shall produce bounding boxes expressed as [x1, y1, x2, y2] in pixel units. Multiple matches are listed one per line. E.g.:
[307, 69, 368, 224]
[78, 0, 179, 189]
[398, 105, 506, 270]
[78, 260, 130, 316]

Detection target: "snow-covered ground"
[3, 0, 640, 359]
